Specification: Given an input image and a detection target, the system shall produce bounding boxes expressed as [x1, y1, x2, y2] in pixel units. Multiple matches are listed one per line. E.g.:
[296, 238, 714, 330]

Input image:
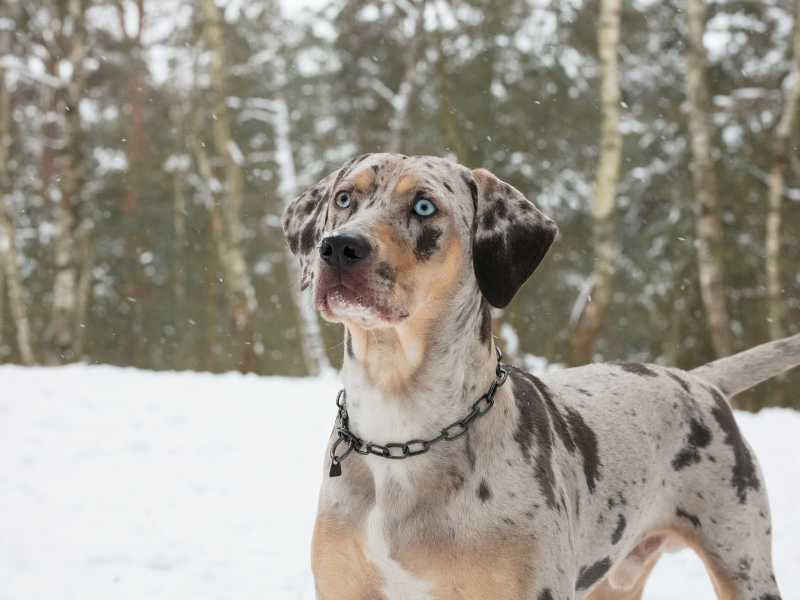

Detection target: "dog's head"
[282, 153, 557, 331]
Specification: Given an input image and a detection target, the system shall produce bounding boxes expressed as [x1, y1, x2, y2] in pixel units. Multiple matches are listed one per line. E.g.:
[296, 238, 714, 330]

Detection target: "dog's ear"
[468, 168, 558, 308]
[281, 168, 343, 290]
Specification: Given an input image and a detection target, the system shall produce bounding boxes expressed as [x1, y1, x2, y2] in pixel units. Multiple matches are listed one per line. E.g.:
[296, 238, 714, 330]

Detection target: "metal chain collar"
[328, 347, 510, 477]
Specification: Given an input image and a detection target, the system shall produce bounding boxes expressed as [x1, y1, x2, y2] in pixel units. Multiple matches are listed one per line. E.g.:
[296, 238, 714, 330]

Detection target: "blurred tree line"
[0, 0, 798, 410]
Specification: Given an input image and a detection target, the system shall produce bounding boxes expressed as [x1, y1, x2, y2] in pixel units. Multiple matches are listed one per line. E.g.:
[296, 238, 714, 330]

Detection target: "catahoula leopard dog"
[282, 153, 796, 600]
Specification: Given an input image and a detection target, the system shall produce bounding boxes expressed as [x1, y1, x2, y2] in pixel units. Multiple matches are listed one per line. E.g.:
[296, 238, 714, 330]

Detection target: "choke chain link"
[328, 348, 510, 477]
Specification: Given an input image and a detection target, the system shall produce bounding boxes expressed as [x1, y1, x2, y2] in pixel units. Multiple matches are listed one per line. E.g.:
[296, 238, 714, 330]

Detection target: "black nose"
[319, 234, 372, 269]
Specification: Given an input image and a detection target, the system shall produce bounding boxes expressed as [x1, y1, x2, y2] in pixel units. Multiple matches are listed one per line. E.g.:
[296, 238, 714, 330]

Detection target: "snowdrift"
[1, 365, 797, 599]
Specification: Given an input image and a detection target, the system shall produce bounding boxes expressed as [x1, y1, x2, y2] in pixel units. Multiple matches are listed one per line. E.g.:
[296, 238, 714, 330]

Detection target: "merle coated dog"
[282, 153, 795, 600]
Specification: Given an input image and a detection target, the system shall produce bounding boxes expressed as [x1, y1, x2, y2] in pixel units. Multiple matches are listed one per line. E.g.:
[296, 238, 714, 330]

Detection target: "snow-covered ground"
[0, 365, 797, 600]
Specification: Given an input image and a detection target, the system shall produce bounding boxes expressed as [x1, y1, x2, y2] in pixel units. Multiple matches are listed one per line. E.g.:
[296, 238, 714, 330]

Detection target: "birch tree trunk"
[48, 0, 92, 363]
[115, 0, 148, 362]
[387, 0, 427, 153]
[569, 0, 622, 366]
[766, 0, 800, 343]
[271, 95, 331, 374]
[0, 14, 35, 365]
[686, 0, 735, 358]
[199, 0, 259, 373]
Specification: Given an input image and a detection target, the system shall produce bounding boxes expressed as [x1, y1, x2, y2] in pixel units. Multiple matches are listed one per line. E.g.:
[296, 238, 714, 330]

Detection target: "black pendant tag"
[329, 460, 342, 477]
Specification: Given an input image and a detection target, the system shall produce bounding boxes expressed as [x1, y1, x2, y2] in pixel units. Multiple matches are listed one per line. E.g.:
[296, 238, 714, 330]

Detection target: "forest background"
[1, 0, 798, 411]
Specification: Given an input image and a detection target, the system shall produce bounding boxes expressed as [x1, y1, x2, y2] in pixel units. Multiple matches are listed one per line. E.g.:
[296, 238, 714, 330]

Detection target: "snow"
[0, 365, 798, 600]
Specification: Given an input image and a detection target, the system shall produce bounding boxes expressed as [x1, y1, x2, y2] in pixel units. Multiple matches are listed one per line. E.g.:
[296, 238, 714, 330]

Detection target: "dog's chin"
[316, 286, 407, 329]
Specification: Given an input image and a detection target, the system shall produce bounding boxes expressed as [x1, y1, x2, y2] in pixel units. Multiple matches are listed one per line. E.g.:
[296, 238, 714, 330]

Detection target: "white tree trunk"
[271, 96, 332, 375]
[766, 0, 800, 343]
[47, 0, 91, 364]
[0, 17, 35, 365]
[686, 0, 735, 358]
[199, 0, 260, 372]
[0, 211, 36, 365]
[569, 0, 622, 366]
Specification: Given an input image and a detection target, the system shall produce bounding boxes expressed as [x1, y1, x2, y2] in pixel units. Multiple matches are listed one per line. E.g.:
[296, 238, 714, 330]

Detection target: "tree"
[569, 0, 622, 366]
[114, 0, 151, 363]
[0, 11, 35, 364]
[42, 0, 93, 363]
[686, 0, 736, 358]
[194, 0, 260, 373]
[766, 0, 800, 344]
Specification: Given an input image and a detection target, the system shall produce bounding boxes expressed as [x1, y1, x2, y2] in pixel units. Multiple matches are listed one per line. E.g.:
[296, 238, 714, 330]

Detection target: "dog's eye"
[412, 196, 437, 217]
[335, 191, 352, 209]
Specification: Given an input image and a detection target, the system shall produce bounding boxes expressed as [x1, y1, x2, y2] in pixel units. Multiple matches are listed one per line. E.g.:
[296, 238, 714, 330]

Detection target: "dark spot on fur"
[666, 371, 692, 394]
[464, 431, 476, 472]
[478, 479, 492, 502]
[676, 507, 701, 528]
[345, 330, 354, 358]
[463, 172, 478, 216]
[371, 164, 379, 173]
[576, 557, 612, 591]
[611, 514, 626, 544]
[495, 197, 507, 218]
[509, 367, 558, 510]
[577, 388, 593, 397]
[479, 299, 492, 346]
[618, 363, 659, 377]
[414, 226, 442, 261]
[672, 418, 713, 471]
[516, 371, 600, 494]
[376, 261, 395, 282]
[443, 181, 453, 193]
[565, 406, 601, 493]
[288, 232, 299, 254]
[503, 517, 515, 526]
[538, 589, 554, 600]
[527, 374, 576, 454]
[303, 198, 317, 214]
[688, 418, 713, 447]
[708, 387, 760, 503]
[481, 211, 496, 230]
[299, 219, 317, 254]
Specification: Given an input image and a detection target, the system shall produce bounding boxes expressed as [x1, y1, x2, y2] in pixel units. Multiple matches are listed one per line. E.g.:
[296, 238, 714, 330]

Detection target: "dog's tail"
[690, 332, 800, 397]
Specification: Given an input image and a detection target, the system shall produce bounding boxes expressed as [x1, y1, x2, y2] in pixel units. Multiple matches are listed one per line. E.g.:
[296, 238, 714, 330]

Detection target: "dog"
[282, 153, 796, 600]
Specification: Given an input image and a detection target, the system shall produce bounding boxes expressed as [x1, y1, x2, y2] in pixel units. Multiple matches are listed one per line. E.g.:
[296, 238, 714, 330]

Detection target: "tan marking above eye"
[351, 169, 376, 193]
[394, 174, 417, 196]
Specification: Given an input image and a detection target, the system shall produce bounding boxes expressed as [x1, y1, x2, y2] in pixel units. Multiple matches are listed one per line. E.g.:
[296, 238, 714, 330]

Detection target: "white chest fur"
[364, 505, 432, 600]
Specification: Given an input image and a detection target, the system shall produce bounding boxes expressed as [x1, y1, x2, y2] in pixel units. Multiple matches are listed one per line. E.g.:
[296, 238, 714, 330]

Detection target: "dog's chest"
[312, 504, 533, 600]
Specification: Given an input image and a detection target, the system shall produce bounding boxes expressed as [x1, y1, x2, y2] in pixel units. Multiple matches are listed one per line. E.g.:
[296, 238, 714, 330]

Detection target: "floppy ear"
[469, 168, 558, 308]
[281, 168, 343, 290]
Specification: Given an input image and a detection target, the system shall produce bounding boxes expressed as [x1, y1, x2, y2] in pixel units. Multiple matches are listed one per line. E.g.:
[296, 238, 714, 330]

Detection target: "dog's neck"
[339, 286, 497, 449]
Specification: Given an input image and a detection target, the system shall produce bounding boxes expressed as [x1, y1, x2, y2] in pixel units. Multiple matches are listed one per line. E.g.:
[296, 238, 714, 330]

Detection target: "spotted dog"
[282, 153, 796, 600]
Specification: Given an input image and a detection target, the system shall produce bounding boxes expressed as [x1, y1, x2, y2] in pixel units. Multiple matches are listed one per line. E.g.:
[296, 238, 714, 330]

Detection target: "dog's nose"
[319, 234, 372, 269]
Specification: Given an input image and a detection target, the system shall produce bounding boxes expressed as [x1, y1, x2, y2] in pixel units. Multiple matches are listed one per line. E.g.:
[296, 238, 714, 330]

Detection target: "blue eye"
[335, 191, 352, 209]
[413, 197, 437, 217]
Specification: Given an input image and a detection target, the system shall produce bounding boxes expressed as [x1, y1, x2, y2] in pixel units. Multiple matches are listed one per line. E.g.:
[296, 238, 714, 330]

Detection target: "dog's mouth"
[315, 280, 408, 327]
